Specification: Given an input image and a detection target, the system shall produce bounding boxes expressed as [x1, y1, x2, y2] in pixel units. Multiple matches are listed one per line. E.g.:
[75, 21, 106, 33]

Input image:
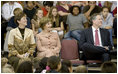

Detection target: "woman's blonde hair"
[40, 17, 51, 30]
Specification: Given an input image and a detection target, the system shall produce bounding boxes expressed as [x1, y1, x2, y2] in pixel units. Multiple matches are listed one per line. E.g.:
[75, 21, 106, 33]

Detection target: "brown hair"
[18, 58, 31, 66]
[46, 56, 61, 73]
[13, 8, 23, 16]
[75, 65, 88, 73]
[40, 17, 51, 30]
[62, 59, 72, 68]
[102, 6, 110, 12]
[101, 61, 117, 73]
[14, 12, 26, 26]
[48, 6, 59, 27]
[88, 1, 96, 4]
[33, 8, 42, 21]
[16, 61, 33, 73]
[103, 1, 112, 12]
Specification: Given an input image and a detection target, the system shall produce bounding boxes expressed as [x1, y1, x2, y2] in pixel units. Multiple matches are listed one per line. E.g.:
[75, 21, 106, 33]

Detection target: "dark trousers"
[81, 43, 110, 62]
[113, 18, 117, 38]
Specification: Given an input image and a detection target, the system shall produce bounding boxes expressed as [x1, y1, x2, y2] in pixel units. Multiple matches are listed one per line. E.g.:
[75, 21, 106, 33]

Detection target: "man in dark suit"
[79, 13, 112, 62]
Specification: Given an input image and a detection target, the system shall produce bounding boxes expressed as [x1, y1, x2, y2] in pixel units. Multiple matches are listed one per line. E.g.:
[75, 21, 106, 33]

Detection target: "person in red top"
[113, 7, 117, 17]
[41, 1, 54, 17]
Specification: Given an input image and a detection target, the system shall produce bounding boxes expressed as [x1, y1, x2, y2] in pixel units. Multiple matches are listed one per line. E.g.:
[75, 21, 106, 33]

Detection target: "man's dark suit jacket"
[79, 27, 112, 51]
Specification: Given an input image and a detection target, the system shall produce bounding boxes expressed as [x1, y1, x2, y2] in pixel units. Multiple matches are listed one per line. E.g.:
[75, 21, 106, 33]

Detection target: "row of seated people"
[1, 56, 117, 73]
[3, 12, 113, 67]
[1, 1, 117, 51]
[1, 1, 117, 68]
[2, 2, 117, 48]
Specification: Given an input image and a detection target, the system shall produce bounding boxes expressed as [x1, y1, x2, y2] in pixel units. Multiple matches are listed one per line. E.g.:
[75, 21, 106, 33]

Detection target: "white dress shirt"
[92, 26, 102, 46]
[2, 2, 23, 21]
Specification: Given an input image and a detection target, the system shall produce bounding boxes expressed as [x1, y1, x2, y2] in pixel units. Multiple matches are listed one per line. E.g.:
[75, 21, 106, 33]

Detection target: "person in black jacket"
[23, 1, 36, 20]
[79, 13, 112, 62]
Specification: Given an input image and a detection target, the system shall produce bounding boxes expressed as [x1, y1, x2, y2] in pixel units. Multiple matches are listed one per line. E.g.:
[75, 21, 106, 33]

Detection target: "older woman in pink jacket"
[36, 17, 61, 58]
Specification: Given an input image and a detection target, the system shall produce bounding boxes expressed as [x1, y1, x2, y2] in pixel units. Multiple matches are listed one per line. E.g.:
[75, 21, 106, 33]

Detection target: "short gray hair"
[90, 13, 101, 24]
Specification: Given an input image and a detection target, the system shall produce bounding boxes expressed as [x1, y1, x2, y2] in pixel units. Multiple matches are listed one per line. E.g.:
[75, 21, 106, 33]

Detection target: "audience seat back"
[61, 39, 79, 60]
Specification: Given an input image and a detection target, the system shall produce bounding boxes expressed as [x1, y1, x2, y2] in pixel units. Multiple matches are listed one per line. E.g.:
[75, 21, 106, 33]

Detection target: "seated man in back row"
[79, 13, 112, 62]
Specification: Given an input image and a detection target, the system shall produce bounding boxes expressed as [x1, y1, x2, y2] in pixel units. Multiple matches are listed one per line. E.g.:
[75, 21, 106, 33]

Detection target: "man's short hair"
[90, 13, 101, 24]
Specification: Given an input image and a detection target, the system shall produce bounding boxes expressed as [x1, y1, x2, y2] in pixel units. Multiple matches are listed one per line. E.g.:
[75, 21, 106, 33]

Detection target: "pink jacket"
[36, 31, 61, 58]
